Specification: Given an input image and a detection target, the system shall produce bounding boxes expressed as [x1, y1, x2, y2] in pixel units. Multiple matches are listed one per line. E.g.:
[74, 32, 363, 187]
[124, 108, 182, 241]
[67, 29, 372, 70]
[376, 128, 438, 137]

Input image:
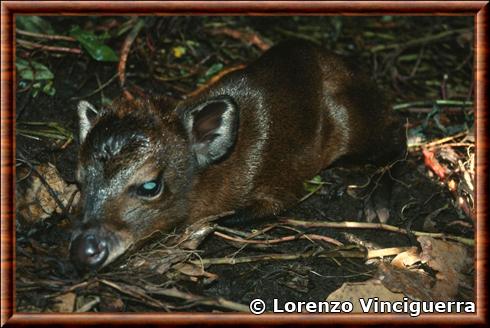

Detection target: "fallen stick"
[279, 218, 474, 246]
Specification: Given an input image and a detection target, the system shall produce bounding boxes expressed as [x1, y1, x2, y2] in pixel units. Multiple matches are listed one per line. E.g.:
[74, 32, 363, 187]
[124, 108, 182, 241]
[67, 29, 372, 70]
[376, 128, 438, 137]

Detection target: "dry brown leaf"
[16, 163, 79, 223]
[391, 247, 421, 268]
[51, 292, 76, 312]
[326, 279, 405, 313]
[99, 292, 125, 312]
[174, 263, 218, 283]
[377, 262, 434, 301]
[418, 236, 471, 299]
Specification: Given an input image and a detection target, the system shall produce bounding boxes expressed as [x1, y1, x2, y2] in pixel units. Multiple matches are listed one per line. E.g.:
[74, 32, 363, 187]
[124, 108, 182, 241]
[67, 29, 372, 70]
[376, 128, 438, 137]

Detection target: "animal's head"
[70, 96, 238, 271]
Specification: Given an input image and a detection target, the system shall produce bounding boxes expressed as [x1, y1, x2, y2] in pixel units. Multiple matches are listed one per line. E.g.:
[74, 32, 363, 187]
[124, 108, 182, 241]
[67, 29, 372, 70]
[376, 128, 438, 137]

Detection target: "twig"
[279, 218, 474, 246]
[118, 18, 145, 101]
[99, 279, 171, 311]
[214, 230, 343, 246]
[101, 278, 248, 312]
[64, 188, 79, 219]
[186, 64, 245, 98]
[422, 131, 468, 148]
[17, 39, 82, 54]
[146, 286, 250, 312]
[395, 107, 467, 114]
[371, 28, 470, 53]
[71, 73, 118, 101]
[76, 297, 100, 312]
[393, 99, 473, 111]
[16, 29, 76, 42]
[409, 131, 470, 150]
[409, 46, 425, 77]
[435, 143, 474, 149]
[207, 27, 270, 51]
[367, 247, 414, 259]
[215, 225, 259, 239]
[189, 248, 367, 266]
[299, 181, 328, 202]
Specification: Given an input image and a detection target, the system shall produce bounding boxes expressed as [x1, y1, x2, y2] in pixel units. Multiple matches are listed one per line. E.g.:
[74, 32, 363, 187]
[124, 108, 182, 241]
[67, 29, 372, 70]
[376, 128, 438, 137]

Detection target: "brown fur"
[72, 40, 405, 269]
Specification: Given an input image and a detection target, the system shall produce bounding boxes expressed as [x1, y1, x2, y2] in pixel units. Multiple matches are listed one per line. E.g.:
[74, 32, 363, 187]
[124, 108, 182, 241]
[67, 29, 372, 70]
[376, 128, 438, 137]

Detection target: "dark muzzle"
[70, 232, 109, 271]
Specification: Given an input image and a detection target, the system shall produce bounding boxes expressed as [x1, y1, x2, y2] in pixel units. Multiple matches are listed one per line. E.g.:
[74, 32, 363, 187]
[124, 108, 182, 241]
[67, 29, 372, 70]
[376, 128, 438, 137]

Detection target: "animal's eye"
[136, 180, 162, 198]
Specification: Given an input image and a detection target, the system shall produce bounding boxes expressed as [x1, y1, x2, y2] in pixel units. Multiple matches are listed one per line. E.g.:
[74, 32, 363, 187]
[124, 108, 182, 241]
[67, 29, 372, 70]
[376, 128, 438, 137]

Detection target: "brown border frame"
[1, 1, 488, 326]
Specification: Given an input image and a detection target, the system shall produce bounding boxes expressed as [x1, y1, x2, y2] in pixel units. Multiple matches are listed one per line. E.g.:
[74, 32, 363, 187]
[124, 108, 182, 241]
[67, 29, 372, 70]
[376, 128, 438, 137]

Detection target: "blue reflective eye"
[136, 179, 162, 197]
[143, 181, 157, 190]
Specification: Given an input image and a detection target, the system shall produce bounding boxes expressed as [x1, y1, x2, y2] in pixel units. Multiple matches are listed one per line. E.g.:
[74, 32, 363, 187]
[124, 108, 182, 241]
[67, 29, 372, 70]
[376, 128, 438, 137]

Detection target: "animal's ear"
[77, 101, 99, 144]
[181, 96, 239, 168]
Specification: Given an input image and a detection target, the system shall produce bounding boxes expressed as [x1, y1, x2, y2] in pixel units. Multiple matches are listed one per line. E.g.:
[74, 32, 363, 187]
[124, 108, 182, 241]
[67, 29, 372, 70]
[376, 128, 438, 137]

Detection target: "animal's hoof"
[364, 198, 390, 223]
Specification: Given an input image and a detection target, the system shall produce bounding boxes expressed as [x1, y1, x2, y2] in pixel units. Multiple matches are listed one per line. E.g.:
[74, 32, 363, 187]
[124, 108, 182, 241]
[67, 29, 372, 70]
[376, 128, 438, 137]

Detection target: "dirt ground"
[15, 16, 474, 313]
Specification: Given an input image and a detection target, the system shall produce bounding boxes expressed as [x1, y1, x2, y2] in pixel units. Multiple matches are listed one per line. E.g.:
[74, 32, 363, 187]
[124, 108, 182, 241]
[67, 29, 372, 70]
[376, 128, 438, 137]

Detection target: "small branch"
[422, 131, 468, 148]
[189, 248, 366, 266]
[76, 296, 100, 312]
[99, 279, 171, 311]
[101, 278, 249, 312]
[394, 107, 468, 114]
[371, 28, 470, 53]
[214, 230, 343, 247]
[16, 29, 76, 42]
[432, 142, 473, 149]
[118, 18, 145, 100]
[367, 247, 413, 259]
[280, 218, 474, 246]
[215, 224, 263, 239]
[409, 131, 470, 149]
[186, 64, 245, 98]
[146, 286, 250, 312]
[393, 99, 473, 111]
[206, 27, 270, 51]
[71, 73, 118, 100]
[299, 182, 327, 202]
[17, 39, 82, 54]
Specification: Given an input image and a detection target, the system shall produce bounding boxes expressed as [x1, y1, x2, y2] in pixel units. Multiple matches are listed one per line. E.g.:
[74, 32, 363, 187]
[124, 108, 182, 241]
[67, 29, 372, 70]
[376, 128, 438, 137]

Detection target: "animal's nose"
[70, 234, 108, 271]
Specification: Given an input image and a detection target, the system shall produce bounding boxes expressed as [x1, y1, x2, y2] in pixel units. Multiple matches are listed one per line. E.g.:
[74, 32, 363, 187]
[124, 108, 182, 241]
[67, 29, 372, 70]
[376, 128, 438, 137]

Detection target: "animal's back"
[185, 40, 403, 220]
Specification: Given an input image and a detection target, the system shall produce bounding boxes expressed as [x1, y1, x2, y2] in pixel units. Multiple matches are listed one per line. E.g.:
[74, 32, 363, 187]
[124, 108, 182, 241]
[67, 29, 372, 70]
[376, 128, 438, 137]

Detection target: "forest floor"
[15, 16, 474, 313]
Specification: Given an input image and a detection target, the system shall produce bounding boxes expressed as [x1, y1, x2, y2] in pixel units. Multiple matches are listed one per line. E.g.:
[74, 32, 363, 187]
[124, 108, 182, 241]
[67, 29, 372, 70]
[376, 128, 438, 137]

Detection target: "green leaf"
[16, 16, 55, 34]
[398, 54, 419, 62]
[204, 63, 224, 79]
[197, 63, 225, 85]
[31, 83, 39, 97]
[69, 26, 118, 62]
[16, 58, 54, 80]
[42, 80, 56, 96]
[303, 175, 324, 193]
